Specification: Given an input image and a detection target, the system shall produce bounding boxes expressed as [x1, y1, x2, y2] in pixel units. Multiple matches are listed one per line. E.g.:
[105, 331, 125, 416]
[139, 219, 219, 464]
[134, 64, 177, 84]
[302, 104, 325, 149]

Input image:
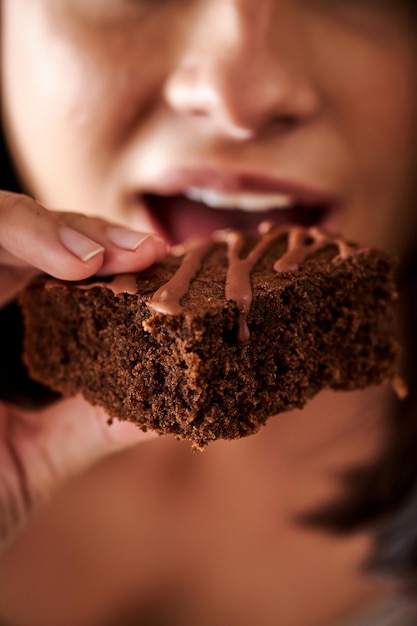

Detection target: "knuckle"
[0, 193, 49, 237]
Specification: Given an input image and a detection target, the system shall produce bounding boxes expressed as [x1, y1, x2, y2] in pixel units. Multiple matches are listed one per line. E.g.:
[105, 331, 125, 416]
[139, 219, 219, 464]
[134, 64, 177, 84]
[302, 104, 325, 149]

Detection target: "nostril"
[270, 115, 298, 131]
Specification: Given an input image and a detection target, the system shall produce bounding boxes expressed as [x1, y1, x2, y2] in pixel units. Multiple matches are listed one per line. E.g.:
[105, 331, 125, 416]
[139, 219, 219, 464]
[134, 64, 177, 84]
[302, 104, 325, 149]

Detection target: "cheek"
[314, 31, 417, 167]
[345, 62, 417, 248]
[2, 6, 171, 178]
[339, 57, 417, 244]
[341, 66, 416, 184]
[308, 22, 417, 248]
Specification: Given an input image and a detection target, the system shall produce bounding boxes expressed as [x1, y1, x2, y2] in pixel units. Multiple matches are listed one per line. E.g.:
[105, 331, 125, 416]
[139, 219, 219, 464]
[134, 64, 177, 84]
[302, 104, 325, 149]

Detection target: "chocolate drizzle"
[46, 223, 360, 342]
[214, 226, 285, 342]
[215, 222, 357, 342]
[148, 222, 359, 342]
[271, 223, 355, 272]
[148, 238, 214, 315]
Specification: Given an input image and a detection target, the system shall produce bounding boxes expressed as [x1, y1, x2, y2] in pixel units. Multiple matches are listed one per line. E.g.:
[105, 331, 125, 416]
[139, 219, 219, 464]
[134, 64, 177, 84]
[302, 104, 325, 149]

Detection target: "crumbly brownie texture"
[19, 223, 399, 449]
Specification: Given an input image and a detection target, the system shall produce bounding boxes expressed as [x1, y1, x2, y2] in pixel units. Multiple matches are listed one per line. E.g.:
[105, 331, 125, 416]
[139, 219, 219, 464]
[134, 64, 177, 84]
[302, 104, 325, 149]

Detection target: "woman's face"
[2, 0, 417, 254]
[1, 4, 416, 622]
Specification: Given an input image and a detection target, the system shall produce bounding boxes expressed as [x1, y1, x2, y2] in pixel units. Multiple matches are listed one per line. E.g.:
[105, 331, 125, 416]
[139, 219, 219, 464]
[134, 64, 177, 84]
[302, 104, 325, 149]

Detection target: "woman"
[0, 1, 416, 624]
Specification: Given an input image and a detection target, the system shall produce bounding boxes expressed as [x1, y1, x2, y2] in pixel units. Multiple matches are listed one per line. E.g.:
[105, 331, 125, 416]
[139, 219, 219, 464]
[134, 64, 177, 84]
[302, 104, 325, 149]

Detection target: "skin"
[0, 0, 416, 624]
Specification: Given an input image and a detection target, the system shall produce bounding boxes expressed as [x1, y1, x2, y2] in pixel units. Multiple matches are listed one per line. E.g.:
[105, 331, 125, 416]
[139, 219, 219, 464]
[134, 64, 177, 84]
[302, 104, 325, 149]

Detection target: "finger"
[59, 213, 167, 275]
[0, 192, 105, 280]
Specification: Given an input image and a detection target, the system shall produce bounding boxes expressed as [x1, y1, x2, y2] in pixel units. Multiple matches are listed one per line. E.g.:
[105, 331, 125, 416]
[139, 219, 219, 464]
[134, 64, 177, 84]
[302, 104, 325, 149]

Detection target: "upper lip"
[138, 168, 336, 207]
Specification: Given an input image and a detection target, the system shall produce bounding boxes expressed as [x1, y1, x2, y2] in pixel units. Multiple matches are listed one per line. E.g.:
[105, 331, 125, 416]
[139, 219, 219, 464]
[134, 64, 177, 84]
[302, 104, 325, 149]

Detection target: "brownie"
[19, 223, 400, 449]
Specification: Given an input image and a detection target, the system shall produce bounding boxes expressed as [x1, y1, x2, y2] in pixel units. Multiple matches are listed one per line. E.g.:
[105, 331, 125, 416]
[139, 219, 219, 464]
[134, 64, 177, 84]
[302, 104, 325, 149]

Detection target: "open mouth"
[143, 191, 333, 245]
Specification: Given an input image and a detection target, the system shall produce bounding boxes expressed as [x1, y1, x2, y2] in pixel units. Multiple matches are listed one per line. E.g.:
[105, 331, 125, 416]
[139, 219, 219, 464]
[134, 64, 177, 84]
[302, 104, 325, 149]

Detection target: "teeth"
[184, 188, 293, 212]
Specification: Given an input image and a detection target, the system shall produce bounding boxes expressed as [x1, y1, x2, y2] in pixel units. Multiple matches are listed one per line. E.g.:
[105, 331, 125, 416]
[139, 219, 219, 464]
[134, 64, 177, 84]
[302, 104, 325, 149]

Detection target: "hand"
[0, 191, 166, 552]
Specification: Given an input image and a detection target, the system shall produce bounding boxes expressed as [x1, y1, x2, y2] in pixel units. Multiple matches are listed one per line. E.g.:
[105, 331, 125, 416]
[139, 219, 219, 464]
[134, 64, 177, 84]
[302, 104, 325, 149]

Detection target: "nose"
[164, 1, 320, 140]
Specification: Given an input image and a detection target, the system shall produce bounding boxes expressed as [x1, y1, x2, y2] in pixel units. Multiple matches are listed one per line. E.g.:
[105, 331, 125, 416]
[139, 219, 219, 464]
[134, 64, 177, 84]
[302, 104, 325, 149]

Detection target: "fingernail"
[58, 225, 104, 262]
[106, 226, 164, 251]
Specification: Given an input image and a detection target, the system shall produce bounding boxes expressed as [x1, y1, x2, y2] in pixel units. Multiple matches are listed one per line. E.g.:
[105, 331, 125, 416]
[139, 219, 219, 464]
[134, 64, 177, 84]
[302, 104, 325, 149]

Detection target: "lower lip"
[141, 194, 335, 245]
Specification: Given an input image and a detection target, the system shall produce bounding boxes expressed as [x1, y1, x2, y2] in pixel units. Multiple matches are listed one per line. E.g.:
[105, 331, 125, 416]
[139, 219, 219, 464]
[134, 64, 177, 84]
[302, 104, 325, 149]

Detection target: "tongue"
[145, 194, 323, 245]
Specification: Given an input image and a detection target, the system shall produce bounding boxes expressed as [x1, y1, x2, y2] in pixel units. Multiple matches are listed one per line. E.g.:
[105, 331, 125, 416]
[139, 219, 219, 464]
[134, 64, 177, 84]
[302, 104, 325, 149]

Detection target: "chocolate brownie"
[19, 222, 400, 449]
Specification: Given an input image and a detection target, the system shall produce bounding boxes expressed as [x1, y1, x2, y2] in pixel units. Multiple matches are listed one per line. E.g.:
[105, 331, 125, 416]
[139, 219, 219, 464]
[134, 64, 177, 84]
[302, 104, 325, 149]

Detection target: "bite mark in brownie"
[19, 223, 400, 449]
